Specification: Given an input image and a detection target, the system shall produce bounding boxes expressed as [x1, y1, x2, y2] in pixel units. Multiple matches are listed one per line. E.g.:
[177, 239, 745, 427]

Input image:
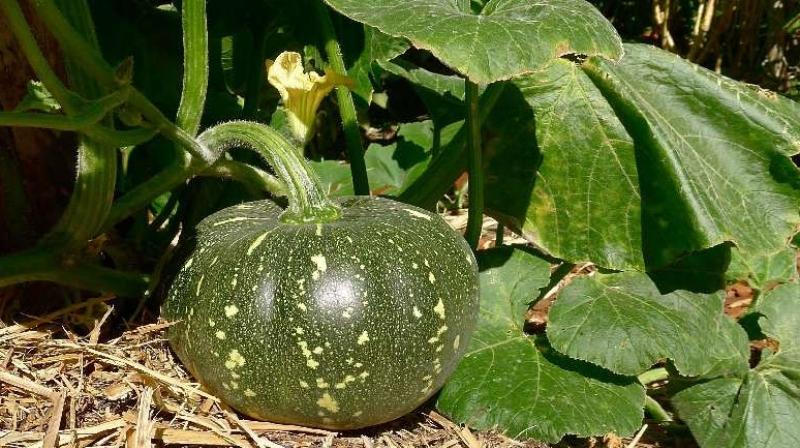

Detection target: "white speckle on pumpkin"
[224, 304, 239, 317]
[311, 254, 327, 273]
[195, 275, 204, 296]
[224, 350, 245, 369]
[358, 371, 370, 380]
[317, 393, 339, 413]
[231, 372, 240, 379]
[247, 231, 269, 256]
[335, 375, 356, 389]
[210, 256, 219, 266]
[297, 303, 308, 312]
[353, 410, 363, 417]
[307, 359, 320, 369]
[428, 272, 436, 284]
[299, 380, 309, 388]
[295, 327, 305, 335]
[313, 346, 324, 355]
[354, 362, 363, 368]
[185, 258, 193, 268]
[213, 216, 250, 226]
[436, 344, 444, 352]
[433, 298, 446, 319]
[346, 236, 353, 243]
[215, 330, 226, 340]
[404, 208, 431, 220]
[230, 277, 238, 289]
[208, 320, 215, 327]
[413, 306, 422, 318]
[316, 378, 330, 388]
[424, 259, 430, 267]
[244, 389, 257, 397]
[230, 381, 239, 389]
[315, 224, 323, 236]
[357, 331, 370, 345]
[345, 357, 354, 365]
[412, 262, 418, 269]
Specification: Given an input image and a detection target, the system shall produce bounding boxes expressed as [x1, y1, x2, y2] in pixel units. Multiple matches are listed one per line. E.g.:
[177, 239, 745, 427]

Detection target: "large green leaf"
[437, 247, 645, 443]
[484, 60, 643, 270]
[673, 283, 800, 448]
[324, 0, 623, 83]
[548, 272, 749, 376]
[584, 44, 800, 269]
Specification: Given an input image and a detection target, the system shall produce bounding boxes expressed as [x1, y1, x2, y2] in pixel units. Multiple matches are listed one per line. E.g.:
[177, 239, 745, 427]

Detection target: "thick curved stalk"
[176, 0, 208, 137]
[30, 0, 217, 164]
[104, 151, 195, 230]
[0, 247, 148, 296]
[42, 0, 118, 248]
[0, 87, 129, 130]
[202, 159, 287, 197]
[198, 121, 340, 223]
[313, 2, 370, 195]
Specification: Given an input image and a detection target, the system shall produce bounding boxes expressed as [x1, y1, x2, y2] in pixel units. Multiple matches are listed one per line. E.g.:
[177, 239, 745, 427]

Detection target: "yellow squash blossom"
[266, 51, 352, 144]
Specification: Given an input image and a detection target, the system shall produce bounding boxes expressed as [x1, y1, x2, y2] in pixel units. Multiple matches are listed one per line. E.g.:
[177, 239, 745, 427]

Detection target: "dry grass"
[0, 216, 671, 448]
[0, 295, 546, 448]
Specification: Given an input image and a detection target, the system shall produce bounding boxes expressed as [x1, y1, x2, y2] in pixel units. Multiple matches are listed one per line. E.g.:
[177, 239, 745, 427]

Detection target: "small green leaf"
[14, 81, 60, 113]
[484, 61, 643, 270]
[365, 121, 434, 195]
[324, 0, 623, 83]
[548, 272, 750, 376]
[584, 44, 800, 270]
[437, 247, 645, 443]
[673, 283, 800, 448]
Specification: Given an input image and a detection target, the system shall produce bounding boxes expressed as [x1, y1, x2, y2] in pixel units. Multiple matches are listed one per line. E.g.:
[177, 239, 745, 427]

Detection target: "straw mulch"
[0, 217, 661, 448]
[0, 292, 545, 448]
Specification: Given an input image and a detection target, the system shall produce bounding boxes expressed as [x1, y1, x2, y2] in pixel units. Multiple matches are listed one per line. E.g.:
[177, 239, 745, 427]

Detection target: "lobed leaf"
[673, 283, 800, 448]
[324, 0, 623, 83]
[547, 272, 749, 376]
[484, 60, 643, 270]
[437, 247, 645, 443]
[583, 44, 800, 270]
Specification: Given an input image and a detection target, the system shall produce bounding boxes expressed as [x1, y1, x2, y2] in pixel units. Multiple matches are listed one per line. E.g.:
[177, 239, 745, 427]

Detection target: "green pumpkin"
[162, 195, 479, 429]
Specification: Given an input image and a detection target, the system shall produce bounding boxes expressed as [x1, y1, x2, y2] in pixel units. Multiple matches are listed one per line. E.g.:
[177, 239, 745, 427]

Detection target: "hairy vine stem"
[313, 1, 370, 196]
[464, 80, 484, 249]
[198, 121, 340, 223]
[398, 82, 505, 210]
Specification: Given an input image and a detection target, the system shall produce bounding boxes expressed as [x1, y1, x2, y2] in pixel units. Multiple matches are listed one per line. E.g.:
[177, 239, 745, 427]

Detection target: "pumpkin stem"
[198, 121, 341, 223]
